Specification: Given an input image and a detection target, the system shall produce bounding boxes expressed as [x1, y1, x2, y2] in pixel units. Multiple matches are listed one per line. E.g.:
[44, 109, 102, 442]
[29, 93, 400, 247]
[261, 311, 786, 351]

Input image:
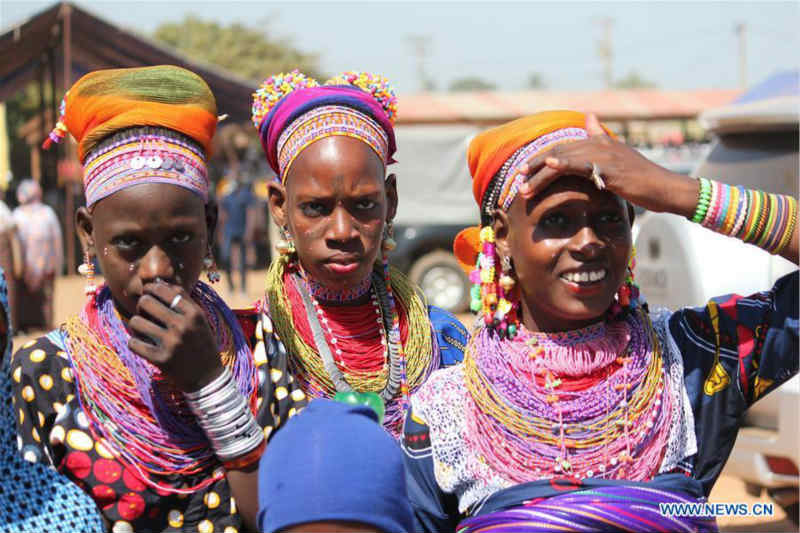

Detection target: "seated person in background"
[258, 398, 413, 533]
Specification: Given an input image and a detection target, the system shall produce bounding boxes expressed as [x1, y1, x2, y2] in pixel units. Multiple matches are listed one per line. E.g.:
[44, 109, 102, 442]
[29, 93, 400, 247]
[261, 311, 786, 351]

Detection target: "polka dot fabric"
[11, 308, 288, 533]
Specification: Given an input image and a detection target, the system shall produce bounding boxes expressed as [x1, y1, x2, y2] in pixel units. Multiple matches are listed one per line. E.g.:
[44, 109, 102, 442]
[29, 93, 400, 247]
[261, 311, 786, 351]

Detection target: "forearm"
[226, 467, 260, 531]
[685, 177, 798, 265]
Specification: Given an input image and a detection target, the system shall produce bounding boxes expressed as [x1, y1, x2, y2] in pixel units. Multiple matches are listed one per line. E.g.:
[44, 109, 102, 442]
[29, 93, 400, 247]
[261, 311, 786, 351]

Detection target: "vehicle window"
[694, 131, 798, 196]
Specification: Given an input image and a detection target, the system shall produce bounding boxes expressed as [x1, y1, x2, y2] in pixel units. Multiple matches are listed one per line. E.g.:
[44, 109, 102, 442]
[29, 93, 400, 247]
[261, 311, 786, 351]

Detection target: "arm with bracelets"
[690, 177, 797, 260]
[517, 114, 799, 265]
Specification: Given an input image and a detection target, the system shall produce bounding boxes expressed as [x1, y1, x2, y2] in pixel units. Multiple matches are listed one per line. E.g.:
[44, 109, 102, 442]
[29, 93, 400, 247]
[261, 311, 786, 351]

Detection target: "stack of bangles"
[691, 177, 798, 255]
[184, 367, 265, 470]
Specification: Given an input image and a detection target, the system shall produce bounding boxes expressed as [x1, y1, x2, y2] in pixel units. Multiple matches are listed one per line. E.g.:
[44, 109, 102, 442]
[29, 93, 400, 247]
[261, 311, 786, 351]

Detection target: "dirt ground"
[11, 273, 799, 532]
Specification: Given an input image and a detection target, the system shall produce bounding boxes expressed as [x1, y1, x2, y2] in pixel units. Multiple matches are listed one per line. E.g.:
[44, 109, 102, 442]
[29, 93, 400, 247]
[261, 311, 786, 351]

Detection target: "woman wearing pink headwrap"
[247, 71, 467, 439]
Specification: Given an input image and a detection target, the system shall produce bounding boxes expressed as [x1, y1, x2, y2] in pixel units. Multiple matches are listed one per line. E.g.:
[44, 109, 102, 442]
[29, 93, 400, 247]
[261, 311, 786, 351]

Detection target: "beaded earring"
[379, 237, 409, 410]
[382, 221, 397, 252]
[203, 248, 221, 284]
[610, 246, 640, 317]
[468, 226, 519, 338]
[77, 250, 97, 297]
[276, 226, 296, 257]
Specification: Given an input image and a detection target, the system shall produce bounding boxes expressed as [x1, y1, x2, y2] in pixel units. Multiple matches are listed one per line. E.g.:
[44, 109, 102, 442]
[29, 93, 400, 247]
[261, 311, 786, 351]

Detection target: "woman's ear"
[385, 173, 398, 223]
[75, 207, 95, 257]
[267, 181, 288, 230]
[491, 209, 512, 262]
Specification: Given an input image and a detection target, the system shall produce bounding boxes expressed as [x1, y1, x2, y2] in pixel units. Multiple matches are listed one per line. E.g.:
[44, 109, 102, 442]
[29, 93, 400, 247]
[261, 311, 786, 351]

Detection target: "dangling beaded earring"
[611, 246, 640, 317]
[77, 250, 96, 297]
[379, 227, 409, 410]
[382, 221, 397, 251]
[468, 226, 519, 338]
[203, 247, 221, 284]
[497, 254, 519, 338]
[276, 226, 296, 256]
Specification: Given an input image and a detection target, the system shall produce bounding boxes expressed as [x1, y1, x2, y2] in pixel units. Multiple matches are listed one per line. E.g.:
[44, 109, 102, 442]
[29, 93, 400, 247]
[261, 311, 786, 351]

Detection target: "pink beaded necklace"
[463, 309, 672, 483]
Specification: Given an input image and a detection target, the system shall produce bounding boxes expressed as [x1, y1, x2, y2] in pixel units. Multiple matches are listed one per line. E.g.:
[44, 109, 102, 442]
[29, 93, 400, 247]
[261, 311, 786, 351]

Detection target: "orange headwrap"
[455, 110, 615, 273]
[61, 65, 218, 163]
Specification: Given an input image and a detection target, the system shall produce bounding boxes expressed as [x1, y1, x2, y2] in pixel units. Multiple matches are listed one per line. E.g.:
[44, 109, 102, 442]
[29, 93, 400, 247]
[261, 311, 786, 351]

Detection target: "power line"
[595, 17, 614, 88]
[735, 22, 747, 88]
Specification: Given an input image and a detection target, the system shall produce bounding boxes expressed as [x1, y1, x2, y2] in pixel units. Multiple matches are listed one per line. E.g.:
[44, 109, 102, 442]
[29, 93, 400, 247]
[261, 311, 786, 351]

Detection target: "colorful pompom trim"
[326, 71, 398, 125]
[251, 70, 319, 129]
[42, 96, 68, 150]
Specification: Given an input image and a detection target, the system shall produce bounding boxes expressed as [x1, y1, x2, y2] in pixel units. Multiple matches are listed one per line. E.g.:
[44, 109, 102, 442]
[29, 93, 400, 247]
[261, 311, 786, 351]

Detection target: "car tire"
[408, 250, 470, 314]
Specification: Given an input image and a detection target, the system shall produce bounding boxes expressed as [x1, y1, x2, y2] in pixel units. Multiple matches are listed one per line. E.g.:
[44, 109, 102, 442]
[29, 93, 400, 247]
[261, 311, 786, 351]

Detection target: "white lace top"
[411, 309, 698, 514]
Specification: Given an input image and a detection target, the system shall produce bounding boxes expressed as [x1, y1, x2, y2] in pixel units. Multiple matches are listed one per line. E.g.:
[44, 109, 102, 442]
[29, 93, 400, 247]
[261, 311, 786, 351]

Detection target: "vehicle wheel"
[408, 250, 470, 313]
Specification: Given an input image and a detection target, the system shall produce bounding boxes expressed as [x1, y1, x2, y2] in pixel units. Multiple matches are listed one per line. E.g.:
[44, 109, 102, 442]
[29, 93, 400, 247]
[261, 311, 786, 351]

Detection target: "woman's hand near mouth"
[127, 280, 222, 392]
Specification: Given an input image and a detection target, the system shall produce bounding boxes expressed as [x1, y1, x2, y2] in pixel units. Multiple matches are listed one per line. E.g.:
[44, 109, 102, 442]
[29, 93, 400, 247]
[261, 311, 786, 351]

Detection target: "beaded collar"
[64, 283, 255, 494]
[463, 309, 672, 482]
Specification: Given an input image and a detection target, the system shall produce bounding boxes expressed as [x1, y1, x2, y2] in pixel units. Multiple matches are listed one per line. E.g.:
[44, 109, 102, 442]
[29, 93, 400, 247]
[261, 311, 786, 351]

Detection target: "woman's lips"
[559, 268, 608, 295]
[325, 262, 360, 274]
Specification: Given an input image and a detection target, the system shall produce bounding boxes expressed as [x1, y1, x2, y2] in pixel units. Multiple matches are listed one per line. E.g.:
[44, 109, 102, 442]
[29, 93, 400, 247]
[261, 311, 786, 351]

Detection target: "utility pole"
[595, 17, 614, 88]
[735, 22, 747, 89]
[406, 34, 434, 91]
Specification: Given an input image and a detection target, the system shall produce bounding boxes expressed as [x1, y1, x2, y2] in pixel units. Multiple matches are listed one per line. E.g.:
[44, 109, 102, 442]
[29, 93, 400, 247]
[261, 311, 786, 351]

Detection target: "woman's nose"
[137, 246, 175, 283]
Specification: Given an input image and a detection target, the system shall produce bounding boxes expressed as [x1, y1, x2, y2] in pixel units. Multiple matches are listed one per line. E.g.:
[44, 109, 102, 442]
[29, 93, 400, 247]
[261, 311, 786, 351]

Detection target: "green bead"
[333, 391, 361, 406]
[359, 392, 385, 425]
[470, 284, 481, 300]
[332, 391, 385, 425]
[470, 299, 482, 312]
[508, 324, 517, 337]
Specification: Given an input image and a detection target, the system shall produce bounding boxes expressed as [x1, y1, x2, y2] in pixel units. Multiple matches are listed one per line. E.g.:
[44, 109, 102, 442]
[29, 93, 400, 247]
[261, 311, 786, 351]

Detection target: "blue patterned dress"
[0, 267, 104, 532]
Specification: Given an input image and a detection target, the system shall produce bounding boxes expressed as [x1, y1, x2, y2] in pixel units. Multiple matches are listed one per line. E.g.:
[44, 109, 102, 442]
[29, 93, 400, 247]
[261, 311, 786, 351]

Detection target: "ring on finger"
[169, 294, 183, 311]
[590, 163, 606, 190]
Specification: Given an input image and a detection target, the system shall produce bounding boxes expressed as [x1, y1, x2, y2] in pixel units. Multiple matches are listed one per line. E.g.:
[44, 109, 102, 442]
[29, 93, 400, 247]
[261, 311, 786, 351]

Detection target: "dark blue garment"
[258, 399, 414, 533]
[221, 186, 255, 240]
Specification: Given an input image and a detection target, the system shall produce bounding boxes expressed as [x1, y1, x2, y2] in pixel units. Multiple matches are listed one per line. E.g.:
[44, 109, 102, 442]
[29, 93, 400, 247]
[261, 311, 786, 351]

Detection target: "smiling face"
[76, 183, 215, 318]
[269, 136, 397, 292]
[495, 175, 632, 332]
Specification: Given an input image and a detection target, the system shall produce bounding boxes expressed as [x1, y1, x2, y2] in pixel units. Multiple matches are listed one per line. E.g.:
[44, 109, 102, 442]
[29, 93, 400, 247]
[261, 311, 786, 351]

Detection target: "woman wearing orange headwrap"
[401, 111, 797, 532]
[13, 66, 268, 532]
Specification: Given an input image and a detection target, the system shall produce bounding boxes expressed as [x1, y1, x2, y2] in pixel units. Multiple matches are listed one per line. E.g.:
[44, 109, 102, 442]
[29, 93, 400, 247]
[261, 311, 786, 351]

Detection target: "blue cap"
[258, 399, 414, 533]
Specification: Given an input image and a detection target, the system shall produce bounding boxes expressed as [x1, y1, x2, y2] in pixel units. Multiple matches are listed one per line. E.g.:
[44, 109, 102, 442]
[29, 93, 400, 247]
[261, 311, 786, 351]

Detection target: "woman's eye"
[301, 202, 327, 217]
[112, 236, 141, 249]
[169, 233, 192, 245]
[599, 212, 624, 224]
[542, 213, 568, 226]
[356, 199, 377, 210]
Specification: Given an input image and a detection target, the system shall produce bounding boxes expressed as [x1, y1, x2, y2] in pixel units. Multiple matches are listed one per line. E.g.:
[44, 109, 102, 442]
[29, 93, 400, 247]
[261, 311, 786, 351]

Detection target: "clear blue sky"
[2, 1, 798, 92]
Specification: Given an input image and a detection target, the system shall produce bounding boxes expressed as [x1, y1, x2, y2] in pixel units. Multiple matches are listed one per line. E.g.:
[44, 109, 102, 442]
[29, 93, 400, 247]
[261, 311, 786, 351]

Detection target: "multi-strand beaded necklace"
[463, 308, 672, 483]
[65, 284, 256, 494]
[265, 259, 438, 436]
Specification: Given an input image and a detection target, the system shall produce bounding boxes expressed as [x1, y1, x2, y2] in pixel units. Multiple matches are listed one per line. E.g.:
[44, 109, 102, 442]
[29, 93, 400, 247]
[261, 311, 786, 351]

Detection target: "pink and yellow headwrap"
[44, 65, 217, 207]
[251, 71, 398, 182]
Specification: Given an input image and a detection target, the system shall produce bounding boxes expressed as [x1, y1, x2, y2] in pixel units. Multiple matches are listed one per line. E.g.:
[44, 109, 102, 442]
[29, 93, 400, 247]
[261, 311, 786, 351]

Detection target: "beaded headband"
[252, 70, 398, 183]
[82, 135, 208, 207]
[488, 127, 588, 215]
[277, 105, 389, 181]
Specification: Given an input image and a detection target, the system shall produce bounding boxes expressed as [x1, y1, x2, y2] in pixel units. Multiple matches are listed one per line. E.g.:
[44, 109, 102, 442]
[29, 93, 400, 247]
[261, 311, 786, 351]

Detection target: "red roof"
[395, 89, 742, 124]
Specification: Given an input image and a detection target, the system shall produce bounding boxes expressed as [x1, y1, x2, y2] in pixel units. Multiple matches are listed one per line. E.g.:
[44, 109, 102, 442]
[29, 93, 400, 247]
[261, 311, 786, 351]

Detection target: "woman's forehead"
[525, 175, 624, 211]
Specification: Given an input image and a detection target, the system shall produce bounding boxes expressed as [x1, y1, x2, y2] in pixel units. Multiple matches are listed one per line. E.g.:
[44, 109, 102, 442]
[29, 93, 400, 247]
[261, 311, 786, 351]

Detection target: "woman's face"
[77, 183, 215, 318]
[497, 175, 632, 332]
[270, 136, 397, 292]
